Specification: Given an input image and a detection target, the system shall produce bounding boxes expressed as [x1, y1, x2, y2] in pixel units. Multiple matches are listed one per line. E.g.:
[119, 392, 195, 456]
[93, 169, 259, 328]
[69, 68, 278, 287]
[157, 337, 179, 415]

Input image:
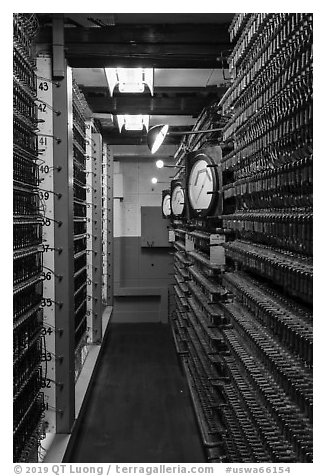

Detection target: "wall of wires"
[72, 81, 88, 359]
[168, 13, 312, 464]
[14, 18, 112, 459]
[13, 13, 45, 463]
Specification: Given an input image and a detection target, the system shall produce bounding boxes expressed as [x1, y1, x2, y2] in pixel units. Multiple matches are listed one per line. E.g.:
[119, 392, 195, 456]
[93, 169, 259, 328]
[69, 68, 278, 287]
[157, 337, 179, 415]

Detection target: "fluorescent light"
[104, 68, 154, 96]
[156, 160, 164, 169]
[151, 177, 158, 184]
[117, 68, 144, 93]
[117, 115, 149, 132]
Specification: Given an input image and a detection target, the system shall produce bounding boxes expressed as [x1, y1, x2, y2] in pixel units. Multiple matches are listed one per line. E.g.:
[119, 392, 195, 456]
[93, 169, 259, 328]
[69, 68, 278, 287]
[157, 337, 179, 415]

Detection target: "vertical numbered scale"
[72, 82, 89, 377]
[36, 56, 57, 445]
[13, 14, 44, 463]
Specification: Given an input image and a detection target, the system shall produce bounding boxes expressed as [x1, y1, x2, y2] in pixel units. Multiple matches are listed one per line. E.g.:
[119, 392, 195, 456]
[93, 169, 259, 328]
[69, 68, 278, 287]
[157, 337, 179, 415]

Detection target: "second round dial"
[171, 184, 185, 216]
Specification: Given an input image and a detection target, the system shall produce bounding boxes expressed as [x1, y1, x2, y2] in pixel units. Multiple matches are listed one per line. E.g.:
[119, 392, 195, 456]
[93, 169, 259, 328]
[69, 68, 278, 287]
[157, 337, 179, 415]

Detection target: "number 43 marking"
[39, 82, 49, 91]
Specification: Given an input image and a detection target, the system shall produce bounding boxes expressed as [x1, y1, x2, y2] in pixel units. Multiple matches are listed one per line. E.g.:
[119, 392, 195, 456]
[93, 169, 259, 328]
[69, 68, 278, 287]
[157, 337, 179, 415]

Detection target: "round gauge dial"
[171, 184, 185, 216]
[188, 155, 215, 214]
[162, 194, 171, 218]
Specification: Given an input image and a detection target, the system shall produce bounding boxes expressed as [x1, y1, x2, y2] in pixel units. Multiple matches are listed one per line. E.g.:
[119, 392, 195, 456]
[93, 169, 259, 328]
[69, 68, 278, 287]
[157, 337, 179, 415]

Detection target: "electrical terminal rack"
[169, 13, 313, 463]
[13, 13, 45, 462]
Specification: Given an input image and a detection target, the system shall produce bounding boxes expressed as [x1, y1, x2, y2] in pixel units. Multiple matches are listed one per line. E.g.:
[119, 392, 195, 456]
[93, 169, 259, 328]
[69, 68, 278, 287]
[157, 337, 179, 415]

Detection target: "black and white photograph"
[10, 4, 317, 471]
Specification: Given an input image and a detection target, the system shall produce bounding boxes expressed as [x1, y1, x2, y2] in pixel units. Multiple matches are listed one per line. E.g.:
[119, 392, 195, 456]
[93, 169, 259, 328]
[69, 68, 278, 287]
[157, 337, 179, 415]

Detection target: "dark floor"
[67, 323, 206, 463]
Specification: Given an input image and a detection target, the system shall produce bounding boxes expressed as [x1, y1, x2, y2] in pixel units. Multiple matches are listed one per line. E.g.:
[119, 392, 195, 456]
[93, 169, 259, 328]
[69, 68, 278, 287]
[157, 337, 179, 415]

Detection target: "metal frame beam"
[38, 23, 230, 44]
[37, 23, 231, 68]
[41, 23, 230, 44]
[83, 95, 220, 116]
[67, 56, 229, 69]
[52, 14, 65, 78]
[82, 86, 220, 95]
[102, 134, 182, 146]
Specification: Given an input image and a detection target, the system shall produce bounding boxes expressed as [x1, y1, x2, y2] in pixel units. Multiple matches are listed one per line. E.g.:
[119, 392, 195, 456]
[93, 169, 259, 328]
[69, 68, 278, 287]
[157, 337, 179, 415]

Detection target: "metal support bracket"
[52, 15, 65, 79]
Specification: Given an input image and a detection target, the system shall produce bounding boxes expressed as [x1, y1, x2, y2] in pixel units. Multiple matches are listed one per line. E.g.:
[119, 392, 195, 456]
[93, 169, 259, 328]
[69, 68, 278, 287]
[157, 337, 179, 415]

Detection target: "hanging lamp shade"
[147, 123, 223, 153]
[147, 124, 169, 154]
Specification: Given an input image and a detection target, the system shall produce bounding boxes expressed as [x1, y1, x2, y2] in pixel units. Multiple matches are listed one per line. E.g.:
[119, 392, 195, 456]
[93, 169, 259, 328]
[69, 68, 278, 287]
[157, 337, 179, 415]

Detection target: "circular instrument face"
[171, 184, 185, 216]
[188, 156, 215, 212]
[162, 194, 171, 217]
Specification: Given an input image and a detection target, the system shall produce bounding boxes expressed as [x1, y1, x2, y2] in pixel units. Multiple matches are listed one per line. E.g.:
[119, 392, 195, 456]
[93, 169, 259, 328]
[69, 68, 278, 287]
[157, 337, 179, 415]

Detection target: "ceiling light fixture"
[117, 115, 149, 132]
[151, 177, 169, 184]
[105, 68, 154, 96]
[147, 124, 223, 154]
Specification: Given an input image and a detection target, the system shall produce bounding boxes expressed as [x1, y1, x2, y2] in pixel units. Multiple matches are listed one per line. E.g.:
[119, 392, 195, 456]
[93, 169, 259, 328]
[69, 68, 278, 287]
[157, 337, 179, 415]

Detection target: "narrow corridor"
[66, 323, 206, 463]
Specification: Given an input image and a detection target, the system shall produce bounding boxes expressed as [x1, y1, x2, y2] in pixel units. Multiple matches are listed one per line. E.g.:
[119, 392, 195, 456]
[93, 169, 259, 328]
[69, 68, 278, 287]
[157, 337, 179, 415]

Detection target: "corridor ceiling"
[36, 13, 234, 147]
